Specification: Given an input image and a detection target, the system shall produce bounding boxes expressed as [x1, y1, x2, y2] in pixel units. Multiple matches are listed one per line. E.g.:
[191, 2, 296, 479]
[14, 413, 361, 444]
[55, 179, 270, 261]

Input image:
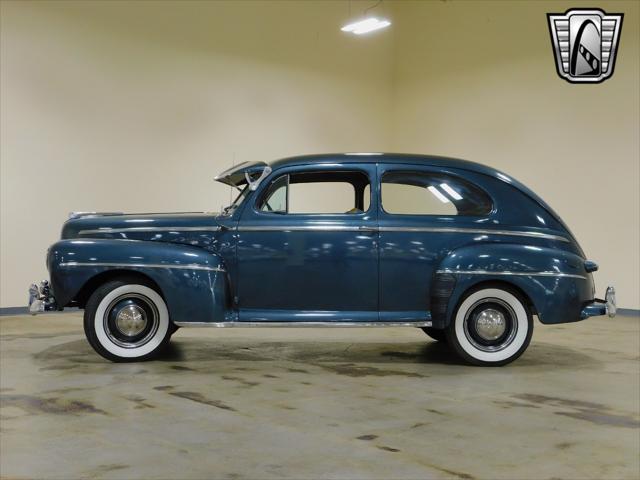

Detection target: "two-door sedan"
[29, 153, 615, 365]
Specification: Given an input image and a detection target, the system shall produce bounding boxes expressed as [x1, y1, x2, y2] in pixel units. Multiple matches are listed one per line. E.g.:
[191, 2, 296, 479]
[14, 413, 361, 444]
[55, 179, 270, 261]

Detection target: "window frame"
[258, 174, 290, 214]
[253, 169, 373, 217]
[379, 169, 495, 218]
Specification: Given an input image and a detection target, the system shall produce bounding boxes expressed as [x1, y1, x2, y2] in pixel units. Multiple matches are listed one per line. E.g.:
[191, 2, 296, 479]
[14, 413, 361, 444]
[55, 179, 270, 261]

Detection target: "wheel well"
[73, 270, 163, 308]
[458, 280, 538, 316]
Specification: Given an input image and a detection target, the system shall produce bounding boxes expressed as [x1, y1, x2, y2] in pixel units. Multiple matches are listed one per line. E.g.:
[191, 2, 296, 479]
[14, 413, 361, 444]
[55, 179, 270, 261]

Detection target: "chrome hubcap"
[474, 308, 506, 340]
[463, 298, 518, 352]
[115, 305, 147, 336]
[104, 293, 159, 349]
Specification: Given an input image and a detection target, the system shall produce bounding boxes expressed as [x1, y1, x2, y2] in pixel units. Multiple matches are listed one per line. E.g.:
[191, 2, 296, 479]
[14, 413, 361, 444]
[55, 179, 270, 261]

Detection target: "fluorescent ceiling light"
[428, 186, 450, 203]
[439, 183, 463, 200]
[341, 17, 391, 35]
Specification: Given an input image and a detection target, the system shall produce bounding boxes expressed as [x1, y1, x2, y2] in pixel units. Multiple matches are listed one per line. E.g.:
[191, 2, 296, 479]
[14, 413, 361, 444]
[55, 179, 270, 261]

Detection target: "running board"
[174, 321, 433, 328]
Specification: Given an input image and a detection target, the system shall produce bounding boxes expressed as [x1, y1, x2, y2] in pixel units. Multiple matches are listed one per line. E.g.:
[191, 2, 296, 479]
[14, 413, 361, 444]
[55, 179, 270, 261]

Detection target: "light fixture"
[427, 186, 450, 203]
[341, 17, 391, 35]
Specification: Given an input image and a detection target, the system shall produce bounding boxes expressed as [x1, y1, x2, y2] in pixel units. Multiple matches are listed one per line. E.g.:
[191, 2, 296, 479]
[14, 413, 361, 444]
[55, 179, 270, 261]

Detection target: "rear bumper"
[581, 286, 616, 319]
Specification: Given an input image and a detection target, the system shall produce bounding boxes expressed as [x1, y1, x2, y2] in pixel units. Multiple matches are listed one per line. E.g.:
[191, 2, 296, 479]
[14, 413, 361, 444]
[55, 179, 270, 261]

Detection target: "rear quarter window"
[381, 171, 493, 216]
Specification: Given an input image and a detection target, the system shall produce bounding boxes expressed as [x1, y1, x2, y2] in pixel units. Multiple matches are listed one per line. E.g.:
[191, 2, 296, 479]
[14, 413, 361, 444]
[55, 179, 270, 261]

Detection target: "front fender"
[434, 243, 595, 325]
[48, 239, 229, 323]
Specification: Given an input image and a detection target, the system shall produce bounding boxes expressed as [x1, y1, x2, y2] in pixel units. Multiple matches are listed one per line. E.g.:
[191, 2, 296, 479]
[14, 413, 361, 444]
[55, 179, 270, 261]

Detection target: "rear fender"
[433, 243, 594, 326]
[48, 239, 229, 323]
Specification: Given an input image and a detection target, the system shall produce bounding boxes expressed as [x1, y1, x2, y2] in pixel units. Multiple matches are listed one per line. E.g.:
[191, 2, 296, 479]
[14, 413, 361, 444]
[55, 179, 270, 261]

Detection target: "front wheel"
[84, 279, 173, 362]
[446, 286, 533, 366]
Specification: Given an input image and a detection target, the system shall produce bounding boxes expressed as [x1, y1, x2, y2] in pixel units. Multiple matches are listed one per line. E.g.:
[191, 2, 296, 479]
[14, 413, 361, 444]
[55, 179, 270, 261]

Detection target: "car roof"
[268, 153, 529, 198]
[270, 153, 503, 178]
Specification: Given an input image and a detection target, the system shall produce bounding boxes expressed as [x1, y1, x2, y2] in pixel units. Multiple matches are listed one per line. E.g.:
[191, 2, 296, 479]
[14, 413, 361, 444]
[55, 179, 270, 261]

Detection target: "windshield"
[221, 185, 250, 216]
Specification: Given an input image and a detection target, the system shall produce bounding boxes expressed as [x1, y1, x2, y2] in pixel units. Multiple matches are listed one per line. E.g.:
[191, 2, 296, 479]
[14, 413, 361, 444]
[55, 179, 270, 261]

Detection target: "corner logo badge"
[547, 9, 623, 83]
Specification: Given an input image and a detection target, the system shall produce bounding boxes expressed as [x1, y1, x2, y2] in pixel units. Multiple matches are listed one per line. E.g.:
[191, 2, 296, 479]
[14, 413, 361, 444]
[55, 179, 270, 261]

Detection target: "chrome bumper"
[581, 286, 616, 319]
[28, 280, 58, 315]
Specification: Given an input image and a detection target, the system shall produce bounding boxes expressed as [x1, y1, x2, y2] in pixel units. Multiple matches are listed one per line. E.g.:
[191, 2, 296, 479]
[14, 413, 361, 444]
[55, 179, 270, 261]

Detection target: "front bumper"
[580, 286, 616, 319]
[28, 280, 58, 315]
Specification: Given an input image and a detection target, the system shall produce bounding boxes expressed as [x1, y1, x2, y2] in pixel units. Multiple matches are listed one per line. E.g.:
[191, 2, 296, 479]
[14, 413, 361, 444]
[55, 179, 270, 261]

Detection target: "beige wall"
[391, 0, 640, 309]
[1, 1, 638, 309]
[0, 0, 394, 307]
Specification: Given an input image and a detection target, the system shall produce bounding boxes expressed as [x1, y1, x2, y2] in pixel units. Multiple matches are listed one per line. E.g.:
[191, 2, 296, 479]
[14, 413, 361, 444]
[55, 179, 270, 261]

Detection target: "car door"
[236, 162, 379, 322]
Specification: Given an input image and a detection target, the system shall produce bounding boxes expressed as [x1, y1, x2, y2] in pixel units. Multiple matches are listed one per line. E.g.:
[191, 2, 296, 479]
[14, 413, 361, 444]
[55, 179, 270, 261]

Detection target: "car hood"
[61, 212, 224, 249]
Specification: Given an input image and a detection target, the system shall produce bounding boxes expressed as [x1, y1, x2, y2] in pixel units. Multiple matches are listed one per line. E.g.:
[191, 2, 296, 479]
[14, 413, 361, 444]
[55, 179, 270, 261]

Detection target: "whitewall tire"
[84, 279, 173, 362]
[446, 286, 533, 366]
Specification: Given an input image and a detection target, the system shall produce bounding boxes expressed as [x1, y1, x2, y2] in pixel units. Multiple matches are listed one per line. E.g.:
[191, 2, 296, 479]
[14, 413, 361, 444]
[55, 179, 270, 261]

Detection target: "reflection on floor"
[1, 312, 638, 479]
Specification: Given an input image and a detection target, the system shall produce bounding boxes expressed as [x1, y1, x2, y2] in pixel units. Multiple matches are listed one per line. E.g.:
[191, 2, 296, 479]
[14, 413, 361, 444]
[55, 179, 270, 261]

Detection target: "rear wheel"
[446, 286, 533, 366]
[421, 327, 447, 343]
[84, 279, 173, 362]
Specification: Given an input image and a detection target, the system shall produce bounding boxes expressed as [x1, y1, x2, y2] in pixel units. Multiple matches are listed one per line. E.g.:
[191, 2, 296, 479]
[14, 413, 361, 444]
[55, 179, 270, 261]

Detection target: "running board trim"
[174, 321, 432, 328]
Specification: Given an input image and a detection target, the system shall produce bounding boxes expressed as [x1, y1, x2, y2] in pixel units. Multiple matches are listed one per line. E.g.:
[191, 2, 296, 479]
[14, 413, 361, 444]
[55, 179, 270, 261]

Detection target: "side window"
[258, 171, 371, 214]
[381, 171, 492, 216]
[260, 175, 288, 213]
[289, 182, 354, 214]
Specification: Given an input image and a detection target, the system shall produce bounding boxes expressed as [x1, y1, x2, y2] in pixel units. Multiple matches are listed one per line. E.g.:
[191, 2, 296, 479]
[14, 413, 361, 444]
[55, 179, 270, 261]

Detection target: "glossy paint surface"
[376, 164, 582, 318]
[48, 239, 228, 324]
[47, 153, 604, 326]
[61, 213, 222, 251]
[236, 163, 378, 318]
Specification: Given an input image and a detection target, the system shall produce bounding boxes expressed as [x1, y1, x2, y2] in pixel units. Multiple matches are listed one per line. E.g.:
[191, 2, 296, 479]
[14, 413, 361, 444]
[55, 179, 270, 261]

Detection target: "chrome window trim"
[379, 226, 569, 242]
[254, 167, 374, 216]
[174, 321, 433, 328]
[59, 262, 225, 272]
[78, 226, 221, 235]
[379, 169, 495, 217]
[436, 269, 586, 280]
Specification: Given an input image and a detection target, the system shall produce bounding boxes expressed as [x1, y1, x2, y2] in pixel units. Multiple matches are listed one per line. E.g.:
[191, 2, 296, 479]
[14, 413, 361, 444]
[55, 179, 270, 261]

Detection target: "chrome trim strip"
[236, 225, 569, 241]
[238, 225, 368, 232]
[436, 269, 586, 280]
[59, 262, 225, 272]
[69, 211, 123, 220]
[78, 226, 221, 235]
[174, 321, 433, 328]
[379, 226, 570, 242]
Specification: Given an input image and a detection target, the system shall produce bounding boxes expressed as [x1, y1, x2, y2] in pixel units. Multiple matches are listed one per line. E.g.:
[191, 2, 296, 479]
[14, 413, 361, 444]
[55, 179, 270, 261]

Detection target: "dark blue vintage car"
[29, 153, 615, 365]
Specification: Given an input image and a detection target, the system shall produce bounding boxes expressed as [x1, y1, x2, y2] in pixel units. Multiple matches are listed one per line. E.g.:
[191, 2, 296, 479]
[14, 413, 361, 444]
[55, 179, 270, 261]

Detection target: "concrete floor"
[0, 313, 638, 480]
